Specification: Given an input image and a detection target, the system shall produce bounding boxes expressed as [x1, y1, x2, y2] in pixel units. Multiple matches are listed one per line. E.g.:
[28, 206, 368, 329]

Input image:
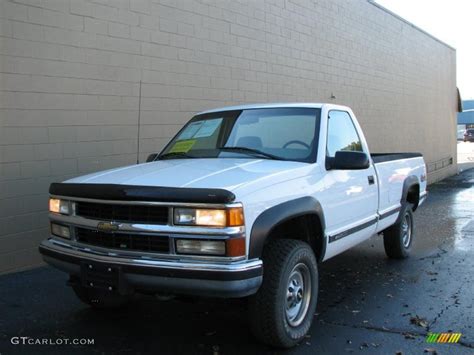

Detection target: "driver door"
[319, 110, 378, 259]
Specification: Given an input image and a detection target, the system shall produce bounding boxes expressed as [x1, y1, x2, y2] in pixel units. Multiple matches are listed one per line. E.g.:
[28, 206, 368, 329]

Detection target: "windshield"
[158, 108, 321, 163]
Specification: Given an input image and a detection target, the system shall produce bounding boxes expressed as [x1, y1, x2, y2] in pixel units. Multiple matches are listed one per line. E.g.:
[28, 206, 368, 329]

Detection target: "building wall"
[0, 0, 457, 274]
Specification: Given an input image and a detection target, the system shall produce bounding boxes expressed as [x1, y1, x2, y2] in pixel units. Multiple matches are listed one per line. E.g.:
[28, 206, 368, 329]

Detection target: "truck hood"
[66, 158, 311, 196]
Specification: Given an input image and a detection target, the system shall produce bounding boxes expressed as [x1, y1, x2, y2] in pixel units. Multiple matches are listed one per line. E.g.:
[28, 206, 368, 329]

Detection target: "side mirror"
[146, 153, 158, 162]
[327, 151, 370, 170]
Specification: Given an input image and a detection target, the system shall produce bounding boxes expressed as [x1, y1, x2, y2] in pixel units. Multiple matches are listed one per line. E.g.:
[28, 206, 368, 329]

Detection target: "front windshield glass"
[159, 107, 321, 163]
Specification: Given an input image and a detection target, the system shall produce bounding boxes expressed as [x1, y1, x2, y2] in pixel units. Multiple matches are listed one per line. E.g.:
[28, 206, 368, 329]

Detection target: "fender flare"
[248, 196, 326, 260]
[398, 175, 420, 221]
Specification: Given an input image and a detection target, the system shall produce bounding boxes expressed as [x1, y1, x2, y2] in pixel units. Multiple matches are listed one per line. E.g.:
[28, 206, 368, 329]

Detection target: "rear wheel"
[383, 204, 414, 259]
[72, 285, 130, 309]
[249, 239, 318, 348]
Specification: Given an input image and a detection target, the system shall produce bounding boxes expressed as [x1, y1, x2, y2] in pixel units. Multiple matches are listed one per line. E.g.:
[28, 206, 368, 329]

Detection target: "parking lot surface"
[458, 141, 474, 171]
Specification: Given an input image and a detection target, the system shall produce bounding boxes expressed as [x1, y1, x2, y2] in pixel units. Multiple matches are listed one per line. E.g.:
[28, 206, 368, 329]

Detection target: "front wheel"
[249, 239, 318, 348]
[383, 204, 414, 259]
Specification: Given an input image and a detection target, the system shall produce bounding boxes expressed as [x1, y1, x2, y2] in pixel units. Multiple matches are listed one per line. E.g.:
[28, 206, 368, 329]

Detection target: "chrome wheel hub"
[402, 213, 412, 248]
[285, 263, 311, 327]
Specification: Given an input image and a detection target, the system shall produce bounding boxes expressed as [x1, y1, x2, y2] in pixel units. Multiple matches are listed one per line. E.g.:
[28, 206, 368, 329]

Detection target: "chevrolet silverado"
[39, 103, 427, 347]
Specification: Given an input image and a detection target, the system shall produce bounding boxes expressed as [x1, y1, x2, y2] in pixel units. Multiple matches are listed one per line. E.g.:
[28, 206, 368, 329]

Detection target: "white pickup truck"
[40, 103, 427, 347]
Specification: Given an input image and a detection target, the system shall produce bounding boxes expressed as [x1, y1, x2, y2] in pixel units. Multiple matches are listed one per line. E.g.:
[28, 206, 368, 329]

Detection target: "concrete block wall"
[0, 0, 457, 273]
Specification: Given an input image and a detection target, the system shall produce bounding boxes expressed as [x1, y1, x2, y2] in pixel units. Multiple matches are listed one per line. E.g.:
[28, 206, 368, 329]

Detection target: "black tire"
[249, 239, 318, 348]
[72, 285, 130, 309]
[383, 204, 414, 259]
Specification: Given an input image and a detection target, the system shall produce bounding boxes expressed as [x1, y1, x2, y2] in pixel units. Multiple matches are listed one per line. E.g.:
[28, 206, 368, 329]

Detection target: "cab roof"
[197, 102, 326, 115]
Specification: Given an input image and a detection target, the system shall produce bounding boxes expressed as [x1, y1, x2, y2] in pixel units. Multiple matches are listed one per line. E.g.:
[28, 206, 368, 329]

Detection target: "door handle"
[368, 175, 375, 185]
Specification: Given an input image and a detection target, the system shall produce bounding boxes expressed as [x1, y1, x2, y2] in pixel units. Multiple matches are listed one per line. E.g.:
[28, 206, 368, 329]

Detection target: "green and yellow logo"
[426, 332, 462, 343]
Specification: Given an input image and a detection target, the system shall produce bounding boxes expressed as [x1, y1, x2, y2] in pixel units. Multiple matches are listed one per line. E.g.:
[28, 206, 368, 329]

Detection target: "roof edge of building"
[367, 0, 456, 51]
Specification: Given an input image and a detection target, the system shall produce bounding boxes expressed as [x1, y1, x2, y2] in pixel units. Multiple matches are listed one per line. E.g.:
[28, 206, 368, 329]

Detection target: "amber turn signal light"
[225, 237, 246, 257]
[227, 207, 244, 227]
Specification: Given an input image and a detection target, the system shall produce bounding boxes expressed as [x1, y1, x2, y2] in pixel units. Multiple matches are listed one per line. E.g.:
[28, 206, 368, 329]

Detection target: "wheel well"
[264, 214, 325, 262]
[406, 184, 420, 210]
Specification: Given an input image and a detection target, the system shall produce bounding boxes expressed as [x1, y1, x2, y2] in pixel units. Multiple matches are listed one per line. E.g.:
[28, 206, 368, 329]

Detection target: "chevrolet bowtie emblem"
[97, 221, 120, 233]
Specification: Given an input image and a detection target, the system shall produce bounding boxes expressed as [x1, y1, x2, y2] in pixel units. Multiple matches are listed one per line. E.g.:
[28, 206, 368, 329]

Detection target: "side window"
[326, 111, 363, 157]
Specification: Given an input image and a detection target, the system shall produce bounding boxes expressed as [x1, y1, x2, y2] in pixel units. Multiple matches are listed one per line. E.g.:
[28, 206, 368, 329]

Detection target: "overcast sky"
[375, 0, 474, 100]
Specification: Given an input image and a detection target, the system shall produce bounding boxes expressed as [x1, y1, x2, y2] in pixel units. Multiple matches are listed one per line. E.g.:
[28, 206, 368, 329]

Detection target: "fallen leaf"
[410, 315, 428, 328]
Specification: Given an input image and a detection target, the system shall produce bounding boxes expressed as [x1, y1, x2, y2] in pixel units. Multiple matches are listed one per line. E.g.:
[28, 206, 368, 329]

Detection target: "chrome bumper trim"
[50, 195, 243, 209]
[50, 213, 245, 236]
[40, 238, 262, 273]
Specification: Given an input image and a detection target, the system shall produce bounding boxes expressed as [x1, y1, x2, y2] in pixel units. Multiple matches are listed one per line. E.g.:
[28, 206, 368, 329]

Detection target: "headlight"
[51, 223, 71, 239]
[49, 198, 70, 215]
[173, 207, 244, 227]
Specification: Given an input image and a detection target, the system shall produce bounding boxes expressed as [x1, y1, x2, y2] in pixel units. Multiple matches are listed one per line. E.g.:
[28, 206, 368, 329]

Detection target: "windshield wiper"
[157, 152, 196, 160]
[218, 146, 283, 160]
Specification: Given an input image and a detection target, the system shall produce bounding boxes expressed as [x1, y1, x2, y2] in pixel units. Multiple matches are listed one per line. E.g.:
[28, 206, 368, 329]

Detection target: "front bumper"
[39, 238, 263, 298]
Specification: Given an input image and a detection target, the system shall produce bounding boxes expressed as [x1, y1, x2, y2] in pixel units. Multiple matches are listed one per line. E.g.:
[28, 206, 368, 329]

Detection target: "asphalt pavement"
[458, 141, 474, 172]
[0, 169, 473, 355]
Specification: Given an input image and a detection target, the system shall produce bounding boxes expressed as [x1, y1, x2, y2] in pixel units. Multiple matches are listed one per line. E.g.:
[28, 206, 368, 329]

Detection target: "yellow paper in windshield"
[169, 139, 196, 153]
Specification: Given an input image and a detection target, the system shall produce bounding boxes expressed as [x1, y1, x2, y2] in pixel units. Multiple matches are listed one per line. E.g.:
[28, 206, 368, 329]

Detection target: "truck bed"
[371, 153, 426, 233]
[371, 153, 422, 164]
